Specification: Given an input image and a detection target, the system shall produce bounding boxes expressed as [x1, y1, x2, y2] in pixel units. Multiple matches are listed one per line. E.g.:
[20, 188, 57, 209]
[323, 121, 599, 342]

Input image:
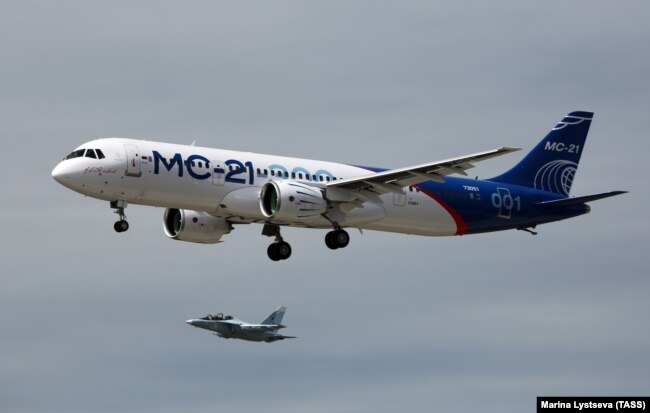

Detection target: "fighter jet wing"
[326, 147, 520, 195]
[240, 324, 285, 331]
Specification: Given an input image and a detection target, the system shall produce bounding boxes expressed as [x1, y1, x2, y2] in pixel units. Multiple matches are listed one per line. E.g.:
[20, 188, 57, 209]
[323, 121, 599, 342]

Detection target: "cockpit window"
[64, 148, 106, 160]
[65, 149, 86, 160]
[201, 313, 232, 321]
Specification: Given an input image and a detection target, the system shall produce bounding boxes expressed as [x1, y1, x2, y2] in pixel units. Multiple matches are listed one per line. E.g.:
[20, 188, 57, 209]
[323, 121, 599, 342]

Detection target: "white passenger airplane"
[52, 111, 624, 261]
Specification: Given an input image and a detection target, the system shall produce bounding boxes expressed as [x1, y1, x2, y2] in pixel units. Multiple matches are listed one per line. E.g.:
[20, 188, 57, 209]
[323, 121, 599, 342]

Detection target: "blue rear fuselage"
[415, 176, 589, 235]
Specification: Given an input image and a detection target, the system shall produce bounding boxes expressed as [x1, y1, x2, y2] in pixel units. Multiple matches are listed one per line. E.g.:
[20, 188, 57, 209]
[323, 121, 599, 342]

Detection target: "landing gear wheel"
[333, 229, 350, 248]
[263, 224, 292, 261]
[325, 229, 350, 249]
[114, 220, 129, 233]
[267, 244, 281, 261]
[325, 231, 339, 249]
[267, 241, 292, 261]
[276, 241, 292, 259]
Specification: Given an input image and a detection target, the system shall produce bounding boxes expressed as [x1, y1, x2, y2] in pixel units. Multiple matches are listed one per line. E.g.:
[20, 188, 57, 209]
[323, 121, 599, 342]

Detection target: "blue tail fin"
[488, 111, 593, 196]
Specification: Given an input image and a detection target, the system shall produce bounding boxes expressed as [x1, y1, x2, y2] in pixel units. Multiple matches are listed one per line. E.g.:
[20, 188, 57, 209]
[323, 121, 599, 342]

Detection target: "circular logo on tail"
[534, 160, 577, 196]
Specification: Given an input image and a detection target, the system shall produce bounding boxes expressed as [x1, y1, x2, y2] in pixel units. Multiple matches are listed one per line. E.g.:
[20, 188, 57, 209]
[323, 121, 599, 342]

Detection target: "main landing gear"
[262, 224, 351, 261]
[263, 224, 292, 261]
[325, 229, 350, 249]
[111, 200, 129, 233]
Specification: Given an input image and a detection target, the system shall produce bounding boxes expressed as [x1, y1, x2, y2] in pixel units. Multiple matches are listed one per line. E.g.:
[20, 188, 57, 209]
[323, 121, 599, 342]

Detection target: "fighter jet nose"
[185, 319, 195, 325]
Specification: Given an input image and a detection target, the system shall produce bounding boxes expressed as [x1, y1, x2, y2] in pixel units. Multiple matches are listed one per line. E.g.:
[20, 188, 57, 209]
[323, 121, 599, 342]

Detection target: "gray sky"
[1, 1, 649, 412]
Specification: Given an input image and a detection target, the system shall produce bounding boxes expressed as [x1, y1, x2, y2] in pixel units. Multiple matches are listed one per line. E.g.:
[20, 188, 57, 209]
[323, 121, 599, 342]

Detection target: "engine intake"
[260, 181, 327, 222]
[163, 209, 232, 244]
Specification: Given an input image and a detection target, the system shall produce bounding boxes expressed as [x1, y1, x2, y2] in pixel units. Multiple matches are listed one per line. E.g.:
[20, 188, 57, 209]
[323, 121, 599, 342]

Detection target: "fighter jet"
[186, 306, 296, 343]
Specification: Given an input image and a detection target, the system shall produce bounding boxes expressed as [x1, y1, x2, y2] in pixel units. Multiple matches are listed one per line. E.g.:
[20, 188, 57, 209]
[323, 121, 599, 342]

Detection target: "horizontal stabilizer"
[535, 191, 627, 208]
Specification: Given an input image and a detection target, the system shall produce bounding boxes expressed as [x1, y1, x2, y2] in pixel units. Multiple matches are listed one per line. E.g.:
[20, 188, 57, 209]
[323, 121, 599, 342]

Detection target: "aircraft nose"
[51, 162, 66, 184]
[52, 161, 76, 186]
[186, 319, 195, 326]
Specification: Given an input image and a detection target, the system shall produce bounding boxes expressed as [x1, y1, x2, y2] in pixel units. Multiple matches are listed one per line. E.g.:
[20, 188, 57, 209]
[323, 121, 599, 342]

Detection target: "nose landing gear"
[111, 200, 129, 233]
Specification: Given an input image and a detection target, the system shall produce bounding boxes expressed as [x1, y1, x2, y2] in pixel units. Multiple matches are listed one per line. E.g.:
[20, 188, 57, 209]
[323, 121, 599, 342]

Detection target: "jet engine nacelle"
[260, 181, 327, 222]
[163, 208, 232, 244]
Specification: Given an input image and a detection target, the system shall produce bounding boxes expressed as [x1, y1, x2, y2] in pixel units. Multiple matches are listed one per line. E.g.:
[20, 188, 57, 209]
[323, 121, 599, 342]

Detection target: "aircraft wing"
[326, 147, 520, 196]
[240, 324, 285, 332]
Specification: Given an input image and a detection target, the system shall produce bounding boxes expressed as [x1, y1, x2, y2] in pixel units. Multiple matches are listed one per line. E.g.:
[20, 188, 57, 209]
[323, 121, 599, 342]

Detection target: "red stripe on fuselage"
[418, 188, 467, 235]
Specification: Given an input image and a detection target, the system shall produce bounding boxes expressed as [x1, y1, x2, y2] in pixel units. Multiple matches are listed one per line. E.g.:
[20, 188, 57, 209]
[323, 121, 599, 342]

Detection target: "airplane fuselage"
[186, 318, 276, 342]
[52, 137, 583, 237]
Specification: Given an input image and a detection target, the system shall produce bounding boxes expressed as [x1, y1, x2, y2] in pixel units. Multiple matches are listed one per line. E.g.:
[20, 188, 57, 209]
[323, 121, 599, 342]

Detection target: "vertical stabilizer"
[489, 111, 593, 196]
[261, 306, 287, 325]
